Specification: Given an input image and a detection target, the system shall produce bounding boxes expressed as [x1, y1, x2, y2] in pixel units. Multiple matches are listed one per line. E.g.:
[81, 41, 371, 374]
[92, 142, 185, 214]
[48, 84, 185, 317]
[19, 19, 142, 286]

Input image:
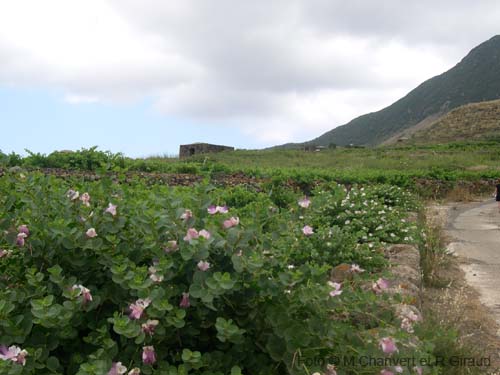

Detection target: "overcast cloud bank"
[1, 1, 499, 145]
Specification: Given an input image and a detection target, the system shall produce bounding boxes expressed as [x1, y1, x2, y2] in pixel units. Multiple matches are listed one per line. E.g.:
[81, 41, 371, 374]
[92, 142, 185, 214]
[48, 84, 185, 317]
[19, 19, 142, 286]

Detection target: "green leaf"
[152, 298, 173, 312]
[46, 356, 60, 371]
[231, 254, 244, 273]
[111, 316, 141, 338]
[180, 245, 196, 261]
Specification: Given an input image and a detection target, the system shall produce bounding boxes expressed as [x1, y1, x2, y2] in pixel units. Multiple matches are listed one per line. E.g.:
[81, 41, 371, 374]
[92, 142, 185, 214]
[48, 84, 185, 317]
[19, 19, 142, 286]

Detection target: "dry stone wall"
[179, 143, 234, 158]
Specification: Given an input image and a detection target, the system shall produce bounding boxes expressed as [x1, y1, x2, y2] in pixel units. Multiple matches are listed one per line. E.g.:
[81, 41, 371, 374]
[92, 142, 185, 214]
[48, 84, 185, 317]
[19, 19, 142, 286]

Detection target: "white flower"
[149, 274, 164, 283]
[197, 260, 211, 271]
[67, 189, 80, 200]
[86, 228, 97, 238]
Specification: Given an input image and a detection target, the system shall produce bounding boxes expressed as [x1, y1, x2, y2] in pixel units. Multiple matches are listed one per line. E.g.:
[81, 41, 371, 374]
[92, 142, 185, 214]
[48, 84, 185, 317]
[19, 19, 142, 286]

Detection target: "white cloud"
[0, 0, 498, 146]
[64, 94, 99, 104]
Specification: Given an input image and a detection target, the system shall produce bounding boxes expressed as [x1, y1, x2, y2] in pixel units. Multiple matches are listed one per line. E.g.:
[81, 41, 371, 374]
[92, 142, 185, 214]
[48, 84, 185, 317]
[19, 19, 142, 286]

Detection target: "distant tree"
[328, 143, 337, 149]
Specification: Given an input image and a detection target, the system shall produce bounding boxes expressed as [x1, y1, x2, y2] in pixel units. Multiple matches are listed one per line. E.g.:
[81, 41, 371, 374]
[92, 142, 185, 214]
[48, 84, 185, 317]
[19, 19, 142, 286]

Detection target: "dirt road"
[446, 200, 500, 333]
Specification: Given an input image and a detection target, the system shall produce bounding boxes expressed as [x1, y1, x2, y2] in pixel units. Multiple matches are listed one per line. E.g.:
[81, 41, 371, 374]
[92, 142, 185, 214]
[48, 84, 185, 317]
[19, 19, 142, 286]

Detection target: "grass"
[418, 209, 449, 288]
[418, 318, 485, 375]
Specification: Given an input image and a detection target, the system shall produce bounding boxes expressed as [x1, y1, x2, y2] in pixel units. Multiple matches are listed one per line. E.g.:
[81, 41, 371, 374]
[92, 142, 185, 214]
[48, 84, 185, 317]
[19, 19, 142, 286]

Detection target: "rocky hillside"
[399, 99, 500, 144]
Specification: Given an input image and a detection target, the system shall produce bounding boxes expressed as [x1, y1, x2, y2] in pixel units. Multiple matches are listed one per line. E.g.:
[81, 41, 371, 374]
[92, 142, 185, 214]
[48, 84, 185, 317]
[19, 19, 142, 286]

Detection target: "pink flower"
[179, 292, 190, 308]
[184, 228, 199, 242]
[0, 249, 12, 258]
[400, 309, 420, 333]
[141, 319, 159, 335]
[105, 203, 117, 216]
[372, 278, 390, 294]
[395, 366, 403, 373]
[379, 337, 398, 355]
[380, 370, 394, 375]
[223, 217, 239, 229]
[199, 229, 211, 240]
[302, 225, 314, 236]
[164, 240, 178, 253]
[128, 369, 141, 375]
[142, 346, 156, 365]
[328, 281, 343, 297]
[197, 260, 210, 271]
[350, 264, 364, 273]
[208, 205, 229, 214]
[81, 288, 93, 303]
[180, 209, 193, 221]
[86, 228, 97, 238]
[72, 284, 93, 303]
[108, 362, 127, 375]
[67, 189, 80, 200]
[80, 192, 91, 207]
[407, 310, 420, 322]
[17, 225, 29, 237]
[129, 298, 151, 320]
[298, 197, 311, 208]
[0, 345, 28, 366]
[16, 233, 27, 247]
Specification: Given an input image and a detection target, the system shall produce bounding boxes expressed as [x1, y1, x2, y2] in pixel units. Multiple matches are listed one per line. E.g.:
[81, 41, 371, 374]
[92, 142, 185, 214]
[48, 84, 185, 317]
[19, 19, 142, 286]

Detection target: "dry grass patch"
[445, 186, 475, 202]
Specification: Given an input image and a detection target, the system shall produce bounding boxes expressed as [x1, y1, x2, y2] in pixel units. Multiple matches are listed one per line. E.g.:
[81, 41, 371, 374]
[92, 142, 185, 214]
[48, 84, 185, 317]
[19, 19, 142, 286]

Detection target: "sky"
[1, 1, 499, 157]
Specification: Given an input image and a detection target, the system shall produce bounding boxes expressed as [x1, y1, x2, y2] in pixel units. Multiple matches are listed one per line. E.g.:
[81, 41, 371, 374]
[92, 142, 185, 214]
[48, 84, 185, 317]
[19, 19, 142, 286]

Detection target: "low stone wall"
[385, 243, 423, 324]
[386, 244, 422, 303]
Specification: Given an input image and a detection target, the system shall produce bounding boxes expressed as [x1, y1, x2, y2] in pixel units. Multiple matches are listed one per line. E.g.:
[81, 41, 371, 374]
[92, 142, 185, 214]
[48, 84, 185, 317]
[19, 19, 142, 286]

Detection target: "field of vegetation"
[2, 142, 500, 196]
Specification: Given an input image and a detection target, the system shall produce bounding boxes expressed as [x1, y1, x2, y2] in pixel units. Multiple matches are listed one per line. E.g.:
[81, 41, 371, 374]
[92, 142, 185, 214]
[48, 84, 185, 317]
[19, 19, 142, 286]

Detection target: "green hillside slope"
[281, 35, 500, 148]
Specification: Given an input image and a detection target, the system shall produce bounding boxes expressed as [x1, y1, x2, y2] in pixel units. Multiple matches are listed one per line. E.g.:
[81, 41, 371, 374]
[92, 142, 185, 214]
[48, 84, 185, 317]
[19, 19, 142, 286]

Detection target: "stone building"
[179, 143, 234, 158]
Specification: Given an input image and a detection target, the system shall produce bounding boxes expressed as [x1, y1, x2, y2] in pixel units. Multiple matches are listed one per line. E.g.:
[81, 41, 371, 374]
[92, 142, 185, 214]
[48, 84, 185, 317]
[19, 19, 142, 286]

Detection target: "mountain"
[390, 99, 500, 144]
[280, 35, 500, 148]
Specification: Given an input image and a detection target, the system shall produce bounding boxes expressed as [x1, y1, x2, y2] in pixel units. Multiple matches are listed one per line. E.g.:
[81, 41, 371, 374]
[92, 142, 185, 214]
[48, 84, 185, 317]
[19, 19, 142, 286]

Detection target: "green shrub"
[0, 174, 441, 374]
